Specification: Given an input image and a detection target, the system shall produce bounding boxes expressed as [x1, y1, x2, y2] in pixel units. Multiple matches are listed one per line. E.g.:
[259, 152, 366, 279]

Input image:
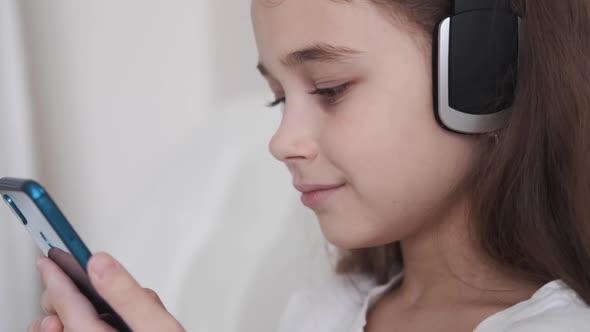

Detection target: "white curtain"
[0, 0, 41, 328]
[0, 1, 336, 330]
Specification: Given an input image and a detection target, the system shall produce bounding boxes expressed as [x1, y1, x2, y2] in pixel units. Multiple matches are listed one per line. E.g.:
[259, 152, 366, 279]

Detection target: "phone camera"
[2, 194, 28, 225]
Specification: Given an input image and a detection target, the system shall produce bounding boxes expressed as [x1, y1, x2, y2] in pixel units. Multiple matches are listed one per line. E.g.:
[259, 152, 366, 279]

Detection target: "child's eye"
[309, 83, 350, 105]
[266, 97, 285, 108]
[264, 83, 350, 109]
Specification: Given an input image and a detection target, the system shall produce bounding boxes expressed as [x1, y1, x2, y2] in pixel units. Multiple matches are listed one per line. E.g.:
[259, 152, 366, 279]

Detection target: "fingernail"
[90, 254, 117, 280]
[40, 316, 51, 331]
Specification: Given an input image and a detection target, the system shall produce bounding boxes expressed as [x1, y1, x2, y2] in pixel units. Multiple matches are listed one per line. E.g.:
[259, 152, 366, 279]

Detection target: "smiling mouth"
[300, 184, 345, 207]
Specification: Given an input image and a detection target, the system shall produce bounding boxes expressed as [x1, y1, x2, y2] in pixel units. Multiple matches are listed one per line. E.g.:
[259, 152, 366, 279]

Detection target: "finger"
[144, 287, 166, 308]
[27, 316, 43, 332]
[40, 290, 57, 315]
[88, 253, 183, 331]
[28, 315, 63, 332]
[41, 315, 64, 332]
[37, 257, 115, 332]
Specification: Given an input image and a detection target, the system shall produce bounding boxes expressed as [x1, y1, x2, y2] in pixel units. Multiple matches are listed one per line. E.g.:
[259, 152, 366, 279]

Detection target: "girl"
[29, 0, 590, 331]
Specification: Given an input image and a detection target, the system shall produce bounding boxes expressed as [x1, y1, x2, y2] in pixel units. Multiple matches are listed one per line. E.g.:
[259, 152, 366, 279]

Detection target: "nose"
[268, 111, 319, 164]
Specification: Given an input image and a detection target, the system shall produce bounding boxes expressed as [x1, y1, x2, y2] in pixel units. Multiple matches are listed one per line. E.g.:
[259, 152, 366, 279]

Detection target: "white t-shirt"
[278, 270, 590, 331]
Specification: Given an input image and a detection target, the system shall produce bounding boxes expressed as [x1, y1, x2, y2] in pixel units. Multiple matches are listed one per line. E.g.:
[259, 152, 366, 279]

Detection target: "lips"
[294, 183, 344, 193]
[297, 183, 345, 207]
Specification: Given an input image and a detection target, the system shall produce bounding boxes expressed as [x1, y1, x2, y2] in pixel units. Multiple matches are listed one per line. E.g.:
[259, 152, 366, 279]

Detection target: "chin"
[317, 219, 389, 250]
[315, 213, 410, 250]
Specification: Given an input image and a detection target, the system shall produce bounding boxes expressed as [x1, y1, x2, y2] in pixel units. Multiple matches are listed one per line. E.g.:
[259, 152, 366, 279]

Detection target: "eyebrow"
[256, 42, 362, 77]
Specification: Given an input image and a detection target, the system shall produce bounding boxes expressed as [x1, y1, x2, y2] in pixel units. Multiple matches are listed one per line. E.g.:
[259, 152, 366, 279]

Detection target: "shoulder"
[277, 272, 377, 332]
[506, 305, 590, 331]
[486, 280, 590, 332]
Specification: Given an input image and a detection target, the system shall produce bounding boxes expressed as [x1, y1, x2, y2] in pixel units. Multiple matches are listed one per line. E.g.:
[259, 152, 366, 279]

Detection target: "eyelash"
[265, 83, 350, 108]
[266, 97, 285, 108]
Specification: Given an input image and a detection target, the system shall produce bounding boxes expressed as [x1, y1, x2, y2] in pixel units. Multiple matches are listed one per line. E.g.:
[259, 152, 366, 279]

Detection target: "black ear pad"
[433, 9, 520, 134]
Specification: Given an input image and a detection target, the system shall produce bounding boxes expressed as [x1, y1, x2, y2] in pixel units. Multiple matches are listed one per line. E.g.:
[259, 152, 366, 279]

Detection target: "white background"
[0, 1, 336, 330]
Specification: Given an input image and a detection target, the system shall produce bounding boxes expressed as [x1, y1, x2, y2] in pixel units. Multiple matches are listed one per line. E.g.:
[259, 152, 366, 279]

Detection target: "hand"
[28, 252, 185, 332]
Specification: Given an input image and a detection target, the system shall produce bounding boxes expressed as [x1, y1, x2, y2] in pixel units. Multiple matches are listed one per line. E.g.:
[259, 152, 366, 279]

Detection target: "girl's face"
[252, 0, 478, 249]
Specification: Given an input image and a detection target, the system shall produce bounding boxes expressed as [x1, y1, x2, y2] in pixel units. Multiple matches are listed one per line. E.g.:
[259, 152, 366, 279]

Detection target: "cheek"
[319, 81, 477, 247]
[357, 131, 475, 222]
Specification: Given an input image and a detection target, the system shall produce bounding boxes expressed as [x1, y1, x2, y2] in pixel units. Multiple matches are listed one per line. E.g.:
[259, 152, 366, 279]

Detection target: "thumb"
[88, 252, 179, 331]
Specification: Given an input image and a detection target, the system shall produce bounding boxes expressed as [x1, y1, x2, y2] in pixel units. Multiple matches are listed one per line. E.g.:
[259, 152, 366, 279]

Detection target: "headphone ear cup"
[433, 12, 519, 134]
[432, 17, 446, 131]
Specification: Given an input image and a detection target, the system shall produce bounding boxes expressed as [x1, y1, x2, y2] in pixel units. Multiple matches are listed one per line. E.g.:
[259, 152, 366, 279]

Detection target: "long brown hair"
[333, 0, 590, 304]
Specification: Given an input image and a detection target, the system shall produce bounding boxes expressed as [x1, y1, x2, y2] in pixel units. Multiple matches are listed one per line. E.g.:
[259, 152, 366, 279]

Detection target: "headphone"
[434, 0, 521, 134]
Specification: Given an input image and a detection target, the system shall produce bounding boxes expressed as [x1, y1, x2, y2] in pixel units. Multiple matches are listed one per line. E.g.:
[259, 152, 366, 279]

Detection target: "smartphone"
[0, 177, 131, 332]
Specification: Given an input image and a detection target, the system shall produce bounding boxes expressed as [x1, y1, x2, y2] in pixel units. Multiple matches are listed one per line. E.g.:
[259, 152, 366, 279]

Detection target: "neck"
[395, 194, 542, 308]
